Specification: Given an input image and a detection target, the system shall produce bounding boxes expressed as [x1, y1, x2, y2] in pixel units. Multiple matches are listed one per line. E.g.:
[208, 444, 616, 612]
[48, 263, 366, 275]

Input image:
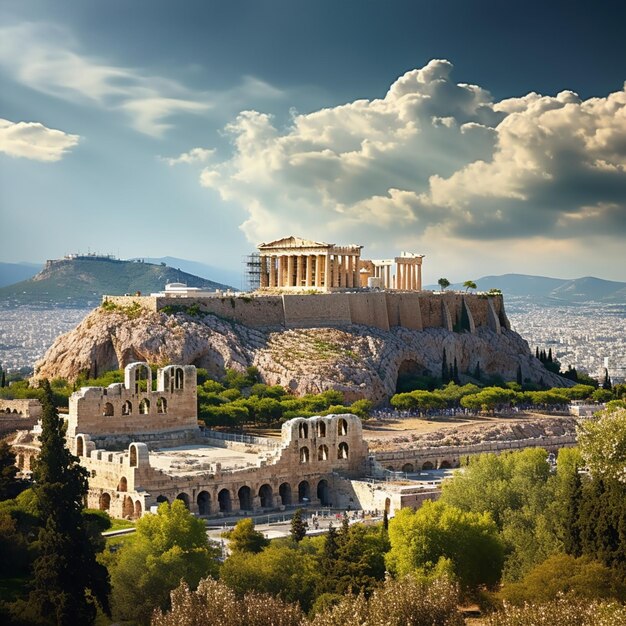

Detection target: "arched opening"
[175, 368, 184, 390]
[318, 444, 329, 461]
[316, 421, 326, 437]
[218, 489, 231, 513]
[176, 493, 190, 509]
[118, 476, 128, 492]
[338, 442, 349, 459]
[279, 483, 292, 506]
[134, 501, 142, 519]
[156, 495, 169, 504]
[317, 479, 331, 506]
[133, 364, 151, 393]
[384, 497, 391, 514]
[298, 422, 309, 438]
[17, 454, 25, 469]
[197, 491, 211, 516]
[123, 495, 134, 518]
[139, 399, 150, 415]
[103, 402, 114, 417]
[99, 493, 111, 511]
[298, 481, 310, 503]
[422, 461, 434, 470]
[439, 460, 452, 469]
[157, 397, 167, 414]
[396, 359, 431, 393]
[299, 446, 310, 463]
[259, 484, 273, 509]
[76, 436, 84, 457]
[337, 418, 348, 436]
[129, 445, 138, 467]
[402, 463, 414, 473]
[238, 486, 252, 511]
[122, 401, 132, 416]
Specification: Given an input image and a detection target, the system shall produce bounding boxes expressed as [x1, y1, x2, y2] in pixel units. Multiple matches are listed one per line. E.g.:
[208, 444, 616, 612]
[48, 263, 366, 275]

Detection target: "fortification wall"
[106, 291, 507, 333]
[282, 294, 352, 327]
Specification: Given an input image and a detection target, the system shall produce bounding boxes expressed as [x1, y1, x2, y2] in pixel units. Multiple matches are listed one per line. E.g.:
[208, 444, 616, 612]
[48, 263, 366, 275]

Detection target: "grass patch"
[108, 518, 135, 532]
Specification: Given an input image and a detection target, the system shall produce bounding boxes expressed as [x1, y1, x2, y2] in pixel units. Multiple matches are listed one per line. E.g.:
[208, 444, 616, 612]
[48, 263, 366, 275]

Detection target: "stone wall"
[105, 291, 509, 333]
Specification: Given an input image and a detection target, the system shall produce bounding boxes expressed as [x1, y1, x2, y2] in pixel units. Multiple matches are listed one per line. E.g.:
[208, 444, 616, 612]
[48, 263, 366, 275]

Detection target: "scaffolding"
[242, 252, 261, 292]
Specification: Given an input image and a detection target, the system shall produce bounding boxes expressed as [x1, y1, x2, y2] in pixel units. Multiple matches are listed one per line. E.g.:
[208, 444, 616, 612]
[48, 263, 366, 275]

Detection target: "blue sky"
[1, 0, 626, 282]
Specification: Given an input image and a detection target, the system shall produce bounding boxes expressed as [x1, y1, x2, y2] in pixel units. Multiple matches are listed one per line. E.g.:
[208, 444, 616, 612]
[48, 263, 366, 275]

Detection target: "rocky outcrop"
[34, 306, 569, 403]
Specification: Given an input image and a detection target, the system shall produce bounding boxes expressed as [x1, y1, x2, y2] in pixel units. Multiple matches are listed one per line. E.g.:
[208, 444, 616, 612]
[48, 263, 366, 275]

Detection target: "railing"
[200, 428, 282, 449]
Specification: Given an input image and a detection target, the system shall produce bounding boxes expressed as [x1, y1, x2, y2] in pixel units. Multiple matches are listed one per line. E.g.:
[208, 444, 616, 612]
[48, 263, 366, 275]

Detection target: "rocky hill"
[33, 305, 569, 403]
[0, 257, 234, 306]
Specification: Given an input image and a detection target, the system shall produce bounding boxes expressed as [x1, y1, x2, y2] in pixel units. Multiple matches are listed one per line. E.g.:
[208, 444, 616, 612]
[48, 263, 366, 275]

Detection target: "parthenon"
[257, 236, 424, 291]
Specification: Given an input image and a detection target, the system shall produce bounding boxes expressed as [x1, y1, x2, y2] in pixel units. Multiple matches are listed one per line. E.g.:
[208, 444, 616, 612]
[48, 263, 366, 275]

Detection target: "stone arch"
[316, 420, 326, 437]
[317, 479, 331, 506]
[134, 500, 142, 519]
[139, 398, 150, 415]
[76, 435, 84, 457]
[103, 402, 114, 417]
[156, 495, 169, 504]
[126, 362, 152, 394]
[259, 484, 273, 508]
[337, 418, 348, 436]
[300, 446, 310, 463]
[298, 480, 310, 503]
[279, 482, 292, 506]
[176, 492, 190, 509]
[238, 486, 252, 511]
[118, 476, 128, 492]
[338, 442, 349, 459]
[422, 461, 434, 470]
[175, 367, 184, 390]
[218, 489, 232, 513]
[129, 444, 138, 467]
[197, 491, 211, 516]
[157, 397, 167, 414]
[402, 463, 414, 473]
[122, 401, 132, 416]
[123, 495, 134, 518]
[439, 460, 452, 469]
[298, 422, 309, 439]
[99, 492, 111, 511]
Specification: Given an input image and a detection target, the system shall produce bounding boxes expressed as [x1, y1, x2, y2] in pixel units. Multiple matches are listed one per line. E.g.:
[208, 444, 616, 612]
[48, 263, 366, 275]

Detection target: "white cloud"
[161, 147, 216, 166]
[198, 60, 626, 266]
[0, 118, 80, 161]
[0, 22, 210, 136]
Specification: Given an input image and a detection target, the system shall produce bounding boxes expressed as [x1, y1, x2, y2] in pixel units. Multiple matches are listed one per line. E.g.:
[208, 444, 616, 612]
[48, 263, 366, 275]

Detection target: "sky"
[1, 0, 626, 283]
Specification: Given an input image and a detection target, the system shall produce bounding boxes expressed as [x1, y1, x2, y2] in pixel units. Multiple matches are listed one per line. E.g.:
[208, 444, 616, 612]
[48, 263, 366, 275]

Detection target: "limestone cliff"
[34, 306, 568, 402]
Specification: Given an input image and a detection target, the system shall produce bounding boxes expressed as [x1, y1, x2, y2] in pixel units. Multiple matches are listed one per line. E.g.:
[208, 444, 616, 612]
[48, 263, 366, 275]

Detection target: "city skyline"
[1, 1, 626, 282]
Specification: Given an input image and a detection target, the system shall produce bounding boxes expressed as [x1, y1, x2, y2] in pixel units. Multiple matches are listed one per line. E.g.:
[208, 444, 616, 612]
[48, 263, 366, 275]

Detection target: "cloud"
[198, 60, 626, 266]
[0, 22, 210, 136]
[0, 118, 80, 161]
[161, 147, 216, 166]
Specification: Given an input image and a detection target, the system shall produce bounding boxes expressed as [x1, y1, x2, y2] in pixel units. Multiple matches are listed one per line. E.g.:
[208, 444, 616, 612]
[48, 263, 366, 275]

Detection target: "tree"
[385, 501, 504, 590]
[463, 280, 477, 292]
[109, 499, 219, 624]
[0, 441, 27, 501]
[224, 517, 269, 553]
[602, 368, 612, 390]
[438, 277, 451, 291]
[290, 508, 308, 542]
[17, 380, 110, 625]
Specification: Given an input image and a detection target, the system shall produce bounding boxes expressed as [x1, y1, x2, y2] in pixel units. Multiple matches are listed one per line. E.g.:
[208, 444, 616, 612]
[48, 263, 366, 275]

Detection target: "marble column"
[417, 262, 422, 291]
[306, 255, 314, 287]
[316, 255, 324, 288]
[347, 256, 354, 288]
[286, 256, 294, 287]
[386, 265, 391, 289]
[268, 256, 276, 288]
[397, 263, 403, 290]
[260, 256, 268, 288]
[296, 255, 303, 287]
[324, 254, 331, 289]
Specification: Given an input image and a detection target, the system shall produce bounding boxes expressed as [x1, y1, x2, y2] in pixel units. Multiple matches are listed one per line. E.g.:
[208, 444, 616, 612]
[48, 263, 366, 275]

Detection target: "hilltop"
[426, 273, 626, 303]
[0, 256, 234, 307]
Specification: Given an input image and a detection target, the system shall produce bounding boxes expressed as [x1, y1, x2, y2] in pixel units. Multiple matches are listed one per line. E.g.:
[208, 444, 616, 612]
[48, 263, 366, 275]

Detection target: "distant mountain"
[0, 256, 235, 306]
[0, 262, 42, 288]
[426, 273, 626, 303]
[135, 256, 242, 289]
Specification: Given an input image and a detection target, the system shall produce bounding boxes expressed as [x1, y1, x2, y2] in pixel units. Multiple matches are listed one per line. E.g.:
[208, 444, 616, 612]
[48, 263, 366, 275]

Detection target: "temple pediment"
[258, 236, 333, 250]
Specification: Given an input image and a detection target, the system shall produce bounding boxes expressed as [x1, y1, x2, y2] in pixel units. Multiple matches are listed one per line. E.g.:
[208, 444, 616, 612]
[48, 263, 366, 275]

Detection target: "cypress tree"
[603, 368, 613, 390]
[535, 346, 539, 359]
[0, 366, 5, 388]
[441, 348, 448, 383]
[290, 508, 308, 542]
[383, 509, 389, 531]
[547, 348, 553, 363]
[562, 467, 583, 557]
[516, 364, 523, 386]
[23, 380, 110, 625]
[473, 361, 481, 381]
